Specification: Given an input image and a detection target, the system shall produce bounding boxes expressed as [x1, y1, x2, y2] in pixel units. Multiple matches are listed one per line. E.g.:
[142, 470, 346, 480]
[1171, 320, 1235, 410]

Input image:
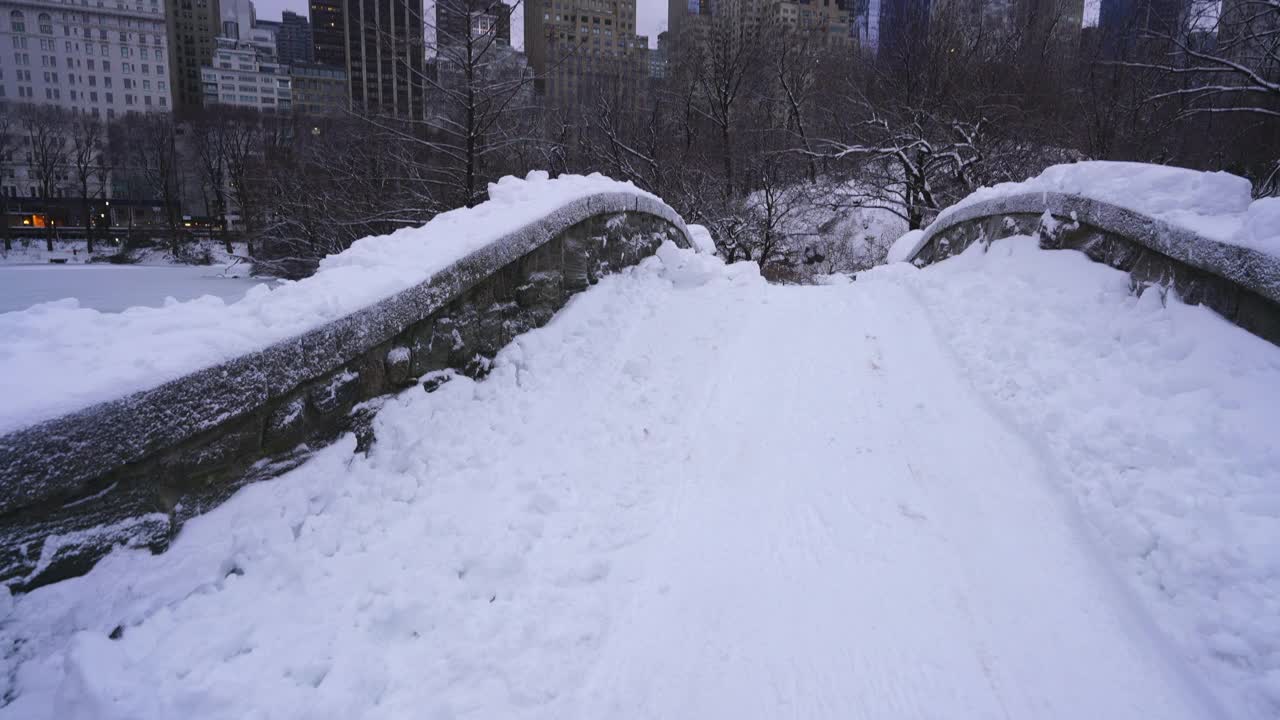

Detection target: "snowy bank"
[0, 172, 679, 436]
[938, 161, 1278, 257]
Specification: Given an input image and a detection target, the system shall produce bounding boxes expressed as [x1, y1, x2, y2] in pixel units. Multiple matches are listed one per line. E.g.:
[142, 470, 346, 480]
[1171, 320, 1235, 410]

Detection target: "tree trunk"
[82, 193, 93, 254]
[45, 205, 54, 253]
[0, 193, 9, 252]
[721, 122, 734, 198]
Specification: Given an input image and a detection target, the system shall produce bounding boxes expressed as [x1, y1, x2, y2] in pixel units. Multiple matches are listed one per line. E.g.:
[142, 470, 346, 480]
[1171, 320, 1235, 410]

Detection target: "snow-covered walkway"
[3, 239, 1277, 720]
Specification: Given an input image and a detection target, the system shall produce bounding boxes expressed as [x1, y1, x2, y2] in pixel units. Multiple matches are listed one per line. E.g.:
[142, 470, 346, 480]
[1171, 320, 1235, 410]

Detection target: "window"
[38, 12, 52, 34]
[10, 10, 24, 33]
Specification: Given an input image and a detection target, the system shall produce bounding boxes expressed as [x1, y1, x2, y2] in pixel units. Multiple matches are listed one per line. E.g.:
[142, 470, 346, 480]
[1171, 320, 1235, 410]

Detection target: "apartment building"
[525, 0, 648, 102]
[0, 0, 172, 116]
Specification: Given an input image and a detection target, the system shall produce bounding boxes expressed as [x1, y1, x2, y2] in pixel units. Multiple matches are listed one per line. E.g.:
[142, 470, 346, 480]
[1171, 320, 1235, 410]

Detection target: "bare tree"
[116, 112, 183, 252]
[68, 114, 107, 253]
[807, 100, 986, 229]
[20, 105, 70, 251]
[0, 103, 16, 252]
[189, 113, 231, 252]
[687, 0, 760, 198]
[1110, 1, 1280, 120]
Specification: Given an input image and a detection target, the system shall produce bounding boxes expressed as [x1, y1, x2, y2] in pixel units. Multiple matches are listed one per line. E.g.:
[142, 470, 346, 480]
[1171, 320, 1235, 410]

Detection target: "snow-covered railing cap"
[907, 192, 1280, 306]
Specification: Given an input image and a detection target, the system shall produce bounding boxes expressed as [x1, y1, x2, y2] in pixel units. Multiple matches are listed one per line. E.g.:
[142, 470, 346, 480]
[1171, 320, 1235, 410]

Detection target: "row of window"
[13, 36, 164, 58]
[11, 52, 165, 76]
[10, 10, 164, 41]
[0, 83, 165, 106]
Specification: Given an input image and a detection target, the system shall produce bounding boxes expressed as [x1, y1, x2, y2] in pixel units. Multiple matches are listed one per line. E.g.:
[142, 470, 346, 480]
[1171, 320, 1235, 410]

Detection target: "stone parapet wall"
[0, 194, 690, 591]
[908, 193, 1280, 345]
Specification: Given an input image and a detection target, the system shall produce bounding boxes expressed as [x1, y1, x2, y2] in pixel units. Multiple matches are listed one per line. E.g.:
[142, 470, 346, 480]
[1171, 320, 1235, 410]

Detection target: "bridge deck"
[4, 238, 1277, 719]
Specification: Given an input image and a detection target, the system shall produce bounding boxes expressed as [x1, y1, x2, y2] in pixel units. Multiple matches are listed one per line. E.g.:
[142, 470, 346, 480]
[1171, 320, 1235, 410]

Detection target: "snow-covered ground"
[0, 265, 269, 314]
[0, 172, 670, 436]
[939, 161, 1280, 256]
[0, 239, 249, 267]
[3, 239, 1275, 719]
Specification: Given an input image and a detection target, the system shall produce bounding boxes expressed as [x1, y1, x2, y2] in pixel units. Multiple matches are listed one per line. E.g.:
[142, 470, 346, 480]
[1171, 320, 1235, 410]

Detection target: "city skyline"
[254, 0, 672, 51]
[251, 0, 1103, 54]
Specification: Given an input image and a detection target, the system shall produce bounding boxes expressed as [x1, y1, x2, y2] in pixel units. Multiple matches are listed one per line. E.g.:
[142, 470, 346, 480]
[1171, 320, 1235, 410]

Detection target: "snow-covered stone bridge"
[1, 165, 1278, 720]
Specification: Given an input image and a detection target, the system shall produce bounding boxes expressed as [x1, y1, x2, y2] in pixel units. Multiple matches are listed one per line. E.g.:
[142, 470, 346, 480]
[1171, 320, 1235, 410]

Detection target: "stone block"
[385, 345, 414, 387]
[309, 368, 361, 415]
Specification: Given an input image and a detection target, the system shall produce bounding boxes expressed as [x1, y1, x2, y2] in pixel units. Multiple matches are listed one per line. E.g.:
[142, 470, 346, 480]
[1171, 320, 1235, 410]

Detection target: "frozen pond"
[0, 264, 274, 313]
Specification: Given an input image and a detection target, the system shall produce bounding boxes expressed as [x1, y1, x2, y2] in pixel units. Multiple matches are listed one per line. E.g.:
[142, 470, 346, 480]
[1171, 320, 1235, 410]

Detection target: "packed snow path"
[4, 239, 1277, 719]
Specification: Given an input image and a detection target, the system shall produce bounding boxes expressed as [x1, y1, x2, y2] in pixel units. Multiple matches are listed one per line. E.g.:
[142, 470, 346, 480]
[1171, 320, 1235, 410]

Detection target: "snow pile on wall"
[886, 229, 925, 264]
[0, 172, 668, 436]
[686, 224, 718, 255]
[939, 161, 1277, 256]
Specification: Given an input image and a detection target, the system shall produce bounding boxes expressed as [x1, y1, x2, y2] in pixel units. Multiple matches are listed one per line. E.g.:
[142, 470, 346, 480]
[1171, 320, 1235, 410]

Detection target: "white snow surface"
[4, 239, 1277, 719]
[886, 228, 925, 263]
[939, 161, 1278, 256]
[0, 265, 270, 314]
[684, 223, 717, 254]
[0, 171, 665, 436]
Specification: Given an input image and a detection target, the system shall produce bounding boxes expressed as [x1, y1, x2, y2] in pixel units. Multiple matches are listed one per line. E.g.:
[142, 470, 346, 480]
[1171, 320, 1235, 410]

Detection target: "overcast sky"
[251, 0, 671, 49]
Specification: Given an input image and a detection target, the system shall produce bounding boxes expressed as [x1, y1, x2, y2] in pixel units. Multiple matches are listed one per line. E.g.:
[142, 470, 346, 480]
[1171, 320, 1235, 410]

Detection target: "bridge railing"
[0, 190, 692, 591]
[902, 191, 1280, 345]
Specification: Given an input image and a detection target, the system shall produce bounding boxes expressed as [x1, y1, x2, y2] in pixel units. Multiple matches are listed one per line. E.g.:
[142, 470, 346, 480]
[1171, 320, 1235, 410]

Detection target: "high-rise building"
[310, 0, 345, 67]
[1098, 0, 1186, 58]
[767, 0, 853, 46]
[668, 0, 707, 43]
[877, 0, 929, 59]
[166, 0, 223, 111]
[342, 0, 425, 117]
[290, 61, 347, 114]
[0, 0, 173, 118]
[276, 10, 314, 65]
[525, 0, 649, 103]
[849, 0, 881, 52]
[436, 0, 512, 48]
[200, 35, 292, 111]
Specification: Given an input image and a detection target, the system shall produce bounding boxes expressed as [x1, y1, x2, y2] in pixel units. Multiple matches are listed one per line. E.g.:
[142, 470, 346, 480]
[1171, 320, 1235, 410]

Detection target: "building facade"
[768, 0, 853, 46]
[1098, 0, 1186, 58]
[436, 0, 512, 48]
[165, 0, 220, 112]
[290, 60, 344, 114]
[199, 34, 290, 110]
[0, 0, 172, 116]
[276, 9, 312, 65]
[309, 0, 343, 65]
[342, 0, 424, 117]
[525, 0, 649, 103]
